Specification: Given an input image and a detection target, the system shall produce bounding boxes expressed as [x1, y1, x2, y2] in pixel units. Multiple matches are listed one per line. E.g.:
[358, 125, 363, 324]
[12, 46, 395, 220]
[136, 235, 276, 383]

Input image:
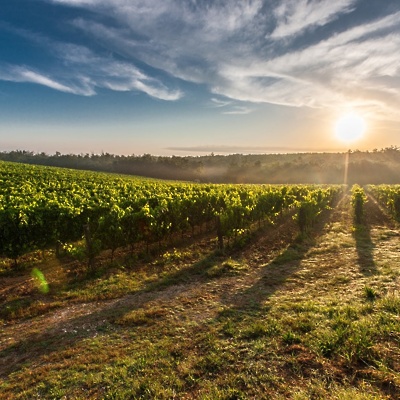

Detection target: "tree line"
[2, 147, 400, 184]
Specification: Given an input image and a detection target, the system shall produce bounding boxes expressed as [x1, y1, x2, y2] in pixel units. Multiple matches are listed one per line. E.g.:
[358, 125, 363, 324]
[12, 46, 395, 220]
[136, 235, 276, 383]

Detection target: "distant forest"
[2, 147, 400, 184]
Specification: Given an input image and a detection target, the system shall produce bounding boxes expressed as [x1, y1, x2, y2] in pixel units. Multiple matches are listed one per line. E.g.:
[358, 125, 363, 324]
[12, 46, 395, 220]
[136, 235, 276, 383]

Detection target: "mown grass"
[1, 195, 400, 399]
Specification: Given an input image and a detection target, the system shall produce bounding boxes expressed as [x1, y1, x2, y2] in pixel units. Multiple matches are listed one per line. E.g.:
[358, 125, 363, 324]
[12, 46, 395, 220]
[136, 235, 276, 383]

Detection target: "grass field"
[1, 191, 399, 399]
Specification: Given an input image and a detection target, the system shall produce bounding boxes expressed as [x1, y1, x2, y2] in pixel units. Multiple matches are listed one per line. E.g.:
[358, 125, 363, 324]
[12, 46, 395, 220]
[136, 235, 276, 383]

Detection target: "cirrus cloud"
[4, 0, 400, 119]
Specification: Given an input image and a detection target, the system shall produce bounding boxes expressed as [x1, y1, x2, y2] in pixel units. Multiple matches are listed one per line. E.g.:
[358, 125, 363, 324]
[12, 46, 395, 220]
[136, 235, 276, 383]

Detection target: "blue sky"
[1, 0, 399, 155]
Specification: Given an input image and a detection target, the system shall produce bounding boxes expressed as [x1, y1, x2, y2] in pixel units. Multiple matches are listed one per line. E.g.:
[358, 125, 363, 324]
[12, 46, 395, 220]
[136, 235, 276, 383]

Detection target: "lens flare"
[31, 268, 49, 294]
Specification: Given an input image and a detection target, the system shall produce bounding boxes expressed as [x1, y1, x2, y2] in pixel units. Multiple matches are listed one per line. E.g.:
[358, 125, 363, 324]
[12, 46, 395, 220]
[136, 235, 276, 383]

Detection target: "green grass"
[1, 193, 400, 399]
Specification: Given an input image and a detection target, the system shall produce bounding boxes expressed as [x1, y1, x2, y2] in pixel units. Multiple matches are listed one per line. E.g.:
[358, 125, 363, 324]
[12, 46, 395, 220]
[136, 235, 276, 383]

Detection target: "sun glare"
[335, 112, 366, 143]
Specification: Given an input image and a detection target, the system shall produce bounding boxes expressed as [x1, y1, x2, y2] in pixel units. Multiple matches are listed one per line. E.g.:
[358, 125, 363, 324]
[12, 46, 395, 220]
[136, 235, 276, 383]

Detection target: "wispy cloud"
[210, 97, 253, 115]
[56, 43, 183, 100]
[210, 98, 233, 108]
[222, 107, 253, 115]
[0, 64, 86, 94]
[271, 0, 356, 39]
[0, 26, 182, 100]
[212, 9, 400, 117]
[8, 0, 400, 118]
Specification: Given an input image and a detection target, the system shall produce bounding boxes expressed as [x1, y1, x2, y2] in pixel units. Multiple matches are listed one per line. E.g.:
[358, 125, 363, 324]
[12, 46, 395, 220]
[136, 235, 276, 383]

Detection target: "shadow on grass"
[353, 192, 400, 276]
[218, 194, 341, 313]
[353, 223, 376, 276]
[221, 235, 317, 313]
[0, 217, 297, 378]
[0, 195, 341, 379]
[0, 247, 229, 378]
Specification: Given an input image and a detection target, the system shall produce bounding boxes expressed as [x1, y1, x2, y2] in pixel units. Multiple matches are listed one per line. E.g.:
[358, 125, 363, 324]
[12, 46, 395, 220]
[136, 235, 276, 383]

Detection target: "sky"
[1, 0, 399, 156]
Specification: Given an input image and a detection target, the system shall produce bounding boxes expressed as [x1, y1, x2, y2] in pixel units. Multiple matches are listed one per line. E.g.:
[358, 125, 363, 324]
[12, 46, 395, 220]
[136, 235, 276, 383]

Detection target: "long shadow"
[0, 194, 341, 379]
[0, 249, 225, 378]
[353, 223, 376, 276]
[218, 194, 342, 314]
[352, 193, 393, 276]
[0, 215, 302, 378]
[220, 232, 317, 313]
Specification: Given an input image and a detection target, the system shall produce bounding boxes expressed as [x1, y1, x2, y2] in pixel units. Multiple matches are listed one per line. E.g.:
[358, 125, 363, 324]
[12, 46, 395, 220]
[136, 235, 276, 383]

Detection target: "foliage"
[351, 184, 367, 224]
[295, 187, 339, 233]
[0, 161, 342, 264]
[3, 147, 400, 184]
[367, 184, 400, 221]
[1, 186, 400, 399]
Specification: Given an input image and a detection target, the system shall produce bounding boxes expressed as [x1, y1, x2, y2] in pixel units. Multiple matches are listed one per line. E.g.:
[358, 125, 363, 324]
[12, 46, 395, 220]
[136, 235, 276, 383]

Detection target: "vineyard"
[0, 161, 341, 267]
[1, 161, 400, 399]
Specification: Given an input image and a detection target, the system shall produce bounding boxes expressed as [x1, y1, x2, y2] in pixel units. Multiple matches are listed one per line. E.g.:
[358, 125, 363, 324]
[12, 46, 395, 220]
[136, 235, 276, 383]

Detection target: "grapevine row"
[0, 161, 341, 265]
[366, 185, 400, 221]
[351, 185, 367, 224]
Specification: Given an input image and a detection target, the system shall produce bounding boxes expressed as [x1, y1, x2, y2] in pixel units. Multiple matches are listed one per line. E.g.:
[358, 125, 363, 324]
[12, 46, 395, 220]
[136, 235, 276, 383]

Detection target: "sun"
[335, 112, 366, 143]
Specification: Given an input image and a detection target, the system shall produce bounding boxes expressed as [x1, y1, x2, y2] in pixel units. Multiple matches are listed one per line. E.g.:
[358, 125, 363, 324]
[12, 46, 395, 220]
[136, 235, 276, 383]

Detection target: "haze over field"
[1, 0, 400, 155]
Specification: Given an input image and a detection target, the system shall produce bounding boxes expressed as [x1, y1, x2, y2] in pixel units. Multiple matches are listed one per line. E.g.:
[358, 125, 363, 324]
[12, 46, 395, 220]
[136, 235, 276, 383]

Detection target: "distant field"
[0, 162, 399, 399]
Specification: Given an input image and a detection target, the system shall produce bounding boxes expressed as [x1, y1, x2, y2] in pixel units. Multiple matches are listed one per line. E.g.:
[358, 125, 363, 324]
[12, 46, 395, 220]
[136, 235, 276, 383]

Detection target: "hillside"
[2, 147, 400, 184]
[1, 191, 400, 399]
